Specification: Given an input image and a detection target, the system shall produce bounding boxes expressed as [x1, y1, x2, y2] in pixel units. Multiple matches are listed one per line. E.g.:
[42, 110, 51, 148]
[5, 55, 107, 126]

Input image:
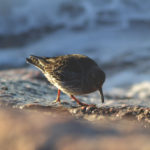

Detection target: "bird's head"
[26, 55, 48, 72]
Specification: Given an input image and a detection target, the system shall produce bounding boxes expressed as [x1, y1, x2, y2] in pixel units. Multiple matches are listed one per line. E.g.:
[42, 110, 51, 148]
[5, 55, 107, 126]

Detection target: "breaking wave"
[0, 0, 150, 35]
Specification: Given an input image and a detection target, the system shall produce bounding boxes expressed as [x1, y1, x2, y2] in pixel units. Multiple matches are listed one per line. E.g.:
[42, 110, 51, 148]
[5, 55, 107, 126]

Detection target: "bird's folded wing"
[45, 58, 83, 82]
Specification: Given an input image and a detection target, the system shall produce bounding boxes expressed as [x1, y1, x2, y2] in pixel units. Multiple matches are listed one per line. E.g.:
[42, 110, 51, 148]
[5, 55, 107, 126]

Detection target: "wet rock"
[144, 109, 150, 115]
[0, 68, 150, 149]
[0, 68, 149, 126]
[1, 86, 8, 90]
[137, 114, 145, 121]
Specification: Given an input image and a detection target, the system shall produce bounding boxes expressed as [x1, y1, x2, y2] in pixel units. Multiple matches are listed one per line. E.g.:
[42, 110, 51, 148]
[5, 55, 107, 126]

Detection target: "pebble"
[68, 106, 150, 126]
[1, 86, 8, 90]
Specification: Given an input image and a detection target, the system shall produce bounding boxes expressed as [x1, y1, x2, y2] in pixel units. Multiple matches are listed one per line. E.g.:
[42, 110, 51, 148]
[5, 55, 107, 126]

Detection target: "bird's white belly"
[45, 73, 70, 95]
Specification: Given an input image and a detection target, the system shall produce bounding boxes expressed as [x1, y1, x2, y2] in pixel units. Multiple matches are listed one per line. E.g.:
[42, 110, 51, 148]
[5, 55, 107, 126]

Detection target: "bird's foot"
[70, 95, 97, 107]
[52, 98, 61, 104]
[52, 89, 61, 104]
[81, 103, 96, 108]
[78, 102, 95, 107]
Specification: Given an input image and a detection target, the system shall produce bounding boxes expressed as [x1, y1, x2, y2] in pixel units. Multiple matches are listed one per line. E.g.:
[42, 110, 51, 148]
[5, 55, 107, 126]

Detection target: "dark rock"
[1, 86, 8, 90]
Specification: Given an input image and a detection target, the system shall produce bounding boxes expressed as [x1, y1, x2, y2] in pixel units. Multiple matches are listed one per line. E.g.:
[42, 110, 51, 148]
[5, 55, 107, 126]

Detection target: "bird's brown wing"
[44, 55, 99, 88]
[44, 56, 83, 82]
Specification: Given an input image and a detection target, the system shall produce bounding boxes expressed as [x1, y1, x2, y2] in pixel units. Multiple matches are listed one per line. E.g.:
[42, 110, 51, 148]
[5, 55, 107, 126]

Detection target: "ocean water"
[1, 0, 150, 35]
[0, 0, 150, 107]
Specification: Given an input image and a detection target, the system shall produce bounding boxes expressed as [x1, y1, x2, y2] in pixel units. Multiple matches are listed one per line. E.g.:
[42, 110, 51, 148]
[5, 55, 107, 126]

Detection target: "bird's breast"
[44, 72, 99, 95]
[44, 73, 71, 94]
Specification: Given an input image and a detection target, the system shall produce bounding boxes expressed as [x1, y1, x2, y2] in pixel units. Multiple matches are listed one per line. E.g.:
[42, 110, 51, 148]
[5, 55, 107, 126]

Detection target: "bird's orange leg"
[56, 89, 61, 102]
[70, 95, 91, 106]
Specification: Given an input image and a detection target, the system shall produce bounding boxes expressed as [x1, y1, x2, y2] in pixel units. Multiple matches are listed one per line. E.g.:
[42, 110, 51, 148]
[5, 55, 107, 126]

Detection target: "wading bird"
[26, 54, 105, 106]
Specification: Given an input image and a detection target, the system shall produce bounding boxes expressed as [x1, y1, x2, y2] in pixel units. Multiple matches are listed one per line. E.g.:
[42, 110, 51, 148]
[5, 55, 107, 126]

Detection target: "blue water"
[0, 0, 150, 35]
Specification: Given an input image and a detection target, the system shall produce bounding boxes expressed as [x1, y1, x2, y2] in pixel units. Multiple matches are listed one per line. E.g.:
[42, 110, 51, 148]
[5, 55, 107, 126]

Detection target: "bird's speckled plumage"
[26, 54, 105, 105]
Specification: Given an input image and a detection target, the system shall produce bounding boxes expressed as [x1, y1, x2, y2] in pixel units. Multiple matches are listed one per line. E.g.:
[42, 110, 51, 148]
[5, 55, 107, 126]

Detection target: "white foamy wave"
[127, 82, 150, 99]
[1, 0, 150, 35]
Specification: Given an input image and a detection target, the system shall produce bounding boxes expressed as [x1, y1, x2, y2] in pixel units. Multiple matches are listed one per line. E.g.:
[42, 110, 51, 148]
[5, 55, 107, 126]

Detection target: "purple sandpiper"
[26, 54, 105, 106]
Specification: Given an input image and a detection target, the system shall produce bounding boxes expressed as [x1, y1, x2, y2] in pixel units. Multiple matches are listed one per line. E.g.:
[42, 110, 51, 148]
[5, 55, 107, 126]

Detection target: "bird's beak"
[99, 87, 104, 103]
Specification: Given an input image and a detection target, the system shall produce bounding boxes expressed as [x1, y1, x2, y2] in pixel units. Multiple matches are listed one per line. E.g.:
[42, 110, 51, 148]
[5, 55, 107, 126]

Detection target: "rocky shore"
[0, 68, 150, 150]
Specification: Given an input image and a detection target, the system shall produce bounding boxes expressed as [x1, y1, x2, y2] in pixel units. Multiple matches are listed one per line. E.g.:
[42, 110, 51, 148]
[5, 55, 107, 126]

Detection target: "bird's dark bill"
[26, 55, 44, 71]
[26, 55, 38, 65]
[26, 58, 33, 64]
[99, 88, 104, 103]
